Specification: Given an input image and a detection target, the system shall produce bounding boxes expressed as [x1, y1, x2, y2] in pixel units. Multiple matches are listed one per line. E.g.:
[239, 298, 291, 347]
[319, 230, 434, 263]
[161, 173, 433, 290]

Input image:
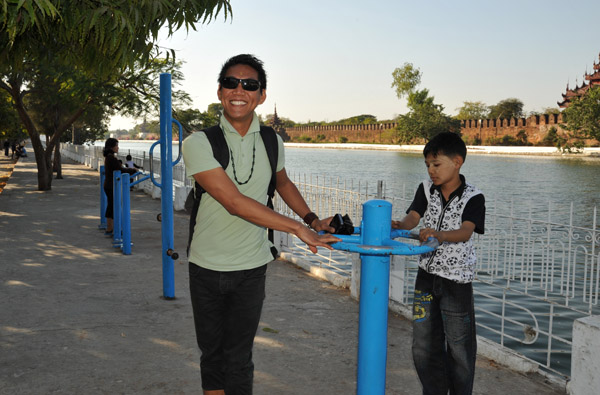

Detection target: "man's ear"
[217, 86, 222, 101]
[258, 89, 267, 105]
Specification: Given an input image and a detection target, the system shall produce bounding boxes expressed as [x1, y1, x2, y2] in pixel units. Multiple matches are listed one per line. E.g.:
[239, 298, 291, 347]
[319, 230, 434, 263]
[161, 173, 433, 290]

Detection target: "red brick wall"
[282, 114, 579, 145]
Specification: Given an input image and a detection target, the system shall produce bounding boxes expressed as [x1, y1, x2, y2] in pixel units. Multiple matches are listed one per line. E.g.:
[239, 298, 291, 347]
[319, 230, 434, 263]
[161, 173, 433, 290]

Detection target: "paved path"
[0, 153, 565, 394]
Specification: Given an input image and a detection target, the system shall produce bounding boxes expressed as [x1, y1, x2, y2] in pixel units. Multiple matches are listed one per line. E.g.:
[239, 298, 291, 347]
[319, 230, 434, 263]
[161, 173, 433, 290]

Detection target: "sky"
[110, 0, 600, 130]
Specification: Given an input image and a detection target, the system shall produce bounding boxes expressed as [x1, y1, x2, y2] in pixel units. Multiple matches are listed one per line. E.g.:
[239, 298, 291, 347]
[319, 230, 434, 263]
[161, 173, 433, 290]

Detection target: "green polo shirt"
[182, 113, 285, 271]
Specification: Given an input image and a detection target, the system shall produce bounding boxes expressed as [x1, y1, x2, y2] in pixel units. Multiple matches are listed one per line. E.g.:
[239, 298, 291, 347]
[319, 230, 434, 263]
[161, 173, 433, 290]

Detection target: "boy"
[392, 132, 485, 395]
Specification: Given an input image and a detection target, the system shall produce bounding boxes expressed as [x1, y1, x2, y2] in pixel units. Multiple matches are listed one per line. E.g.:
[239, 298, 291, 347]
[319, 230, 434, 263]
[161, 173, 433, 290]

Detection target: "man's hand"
[296, 226, 340, 254]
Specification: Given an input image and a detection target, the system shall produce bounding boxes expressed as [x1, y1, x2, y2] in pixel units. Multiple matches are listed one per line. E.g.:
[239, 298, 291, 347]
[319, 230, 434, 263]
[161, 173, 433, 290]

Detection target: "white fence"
[62, 143, 599, 384]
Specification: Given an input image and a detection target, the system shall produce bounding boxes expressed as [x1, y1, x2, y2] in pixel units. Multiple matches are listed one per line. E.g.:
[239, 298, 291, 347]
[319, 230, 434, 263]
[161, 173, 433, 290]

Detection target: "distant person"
[10, 141, 16, 158]
[182, 54, 340, 394]
[14, 144, 27, 158]
[391, 132, 485, 395]
[102, 138, 137, 235]
[125, 154, 143, 170]
[3, 140, 8, 156]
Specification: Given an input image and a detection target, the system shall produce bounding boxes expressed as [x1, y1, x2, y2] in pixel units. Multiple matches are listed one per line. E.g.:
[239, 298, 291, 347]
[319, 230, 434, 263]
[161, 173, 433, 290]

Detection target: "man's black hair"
[423, 132, 467, 160]
[218, 54, 267, 92]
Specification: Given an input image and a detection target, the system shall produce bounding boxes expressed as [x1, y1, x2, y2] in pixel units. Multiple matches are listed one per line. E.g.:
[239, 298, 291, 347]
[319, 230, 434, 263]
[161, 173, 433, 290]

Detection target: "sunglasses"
[220, 77, 261, 91]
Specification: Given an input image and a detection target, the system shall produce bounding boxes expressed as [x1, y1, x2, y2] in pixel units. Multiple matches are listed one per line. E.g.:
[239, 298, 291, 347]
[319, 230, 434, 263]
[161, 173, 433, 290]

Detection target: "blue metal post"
[122, 173, 132, 255]
[357, 199, 393, 395]
[99, 166, 107, 229]
[113, 170, 122, 245]
[159, 73, 175, 299]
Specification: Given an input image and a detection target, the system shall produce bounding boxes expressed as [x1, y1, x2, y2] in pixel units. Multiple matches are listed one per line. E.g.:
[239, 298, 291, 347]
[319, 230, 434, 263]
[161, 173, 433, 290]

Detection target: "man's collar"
[429, 174, 467, 199]
[220, 113, 260, 136]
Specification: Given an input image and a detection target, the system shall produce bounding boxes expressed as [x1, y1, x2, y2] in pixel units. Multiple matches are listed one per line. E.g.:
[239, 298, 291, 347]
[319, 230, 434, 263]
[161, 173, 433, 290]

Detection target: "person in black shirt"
[103, 138, 136, 234]
[392, 132, 485, 395]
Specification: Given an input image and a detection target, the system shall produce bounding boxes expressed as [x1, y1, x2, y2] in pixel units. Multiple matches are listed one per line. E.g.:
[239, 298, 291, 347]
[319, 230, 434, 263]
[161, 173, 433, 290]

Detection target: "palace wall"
[282, 114, 571, 145]
[459, 113, 567, 144]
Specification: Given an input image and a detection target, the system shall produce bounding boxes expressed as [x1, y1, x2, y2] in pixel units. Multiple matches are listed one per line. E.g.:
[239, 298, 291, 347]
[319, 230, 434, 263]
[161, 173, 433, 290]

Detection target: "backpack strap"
[259, 126, 280, 258]
[187, 125, 229, 256]
[259, 125, 279, 206]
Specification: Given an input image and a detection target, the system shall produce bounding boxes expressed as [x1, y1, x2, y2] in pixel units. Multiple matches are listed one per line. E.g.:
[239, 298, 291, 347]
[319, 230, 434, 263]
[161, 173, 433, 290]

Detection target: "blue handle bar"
[320, 228, 439, 256]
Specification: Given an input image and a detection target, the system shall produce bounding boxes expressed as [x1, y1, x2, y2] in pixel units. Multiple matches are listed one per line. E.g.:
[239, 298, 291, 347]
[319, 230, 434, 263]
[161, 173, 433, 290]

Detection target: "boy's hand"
[391, 220, 403, 229]
[419, 228, 444, 243]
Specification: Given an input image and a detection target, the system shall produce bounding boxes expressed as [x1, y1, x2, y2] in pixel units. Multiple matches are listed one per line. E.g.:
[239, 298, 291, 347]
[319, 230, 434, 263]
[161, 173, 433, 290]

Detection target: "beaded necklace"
[229, 133, 256, 185]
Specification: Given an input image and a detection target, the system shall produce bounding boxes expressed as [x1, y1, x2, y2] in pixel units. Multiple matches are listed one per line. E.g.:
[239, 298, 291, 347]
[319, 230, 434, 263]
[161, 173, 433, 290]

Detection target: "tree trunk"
[9, 86, 53, 190]
[53, 143, 63, 179]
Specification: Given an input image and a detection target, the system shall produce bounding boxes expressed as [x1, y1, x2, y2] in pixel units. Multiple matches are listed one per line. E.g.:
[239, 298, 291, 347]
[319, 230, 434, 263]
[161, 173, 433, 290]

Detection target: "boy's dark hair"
[218, 54, 267, 92]
[423, 132, 466, 160]
[126, 154, 132, 160]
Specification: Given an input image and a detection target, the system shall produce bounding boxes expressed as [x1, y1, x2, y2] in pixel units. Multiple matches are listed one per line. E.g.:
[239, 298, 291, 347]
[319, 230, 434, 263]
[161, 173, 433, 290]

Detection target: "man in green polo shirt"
[182, 54, 340, 395]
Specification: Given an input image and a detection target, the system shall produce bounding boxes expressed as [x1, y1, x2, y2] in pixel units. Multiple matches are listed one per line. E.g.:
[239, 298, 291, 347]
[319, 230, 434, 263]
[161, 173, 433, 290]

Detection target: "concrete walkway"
[0, 154, 565, 394]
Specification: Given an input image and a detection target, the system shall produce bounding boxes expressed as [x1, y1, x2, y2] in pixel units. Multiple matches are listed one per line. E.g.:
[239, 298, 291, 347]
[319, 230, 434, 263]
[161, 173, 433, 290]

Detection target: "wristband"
[303, 212, 319, 227]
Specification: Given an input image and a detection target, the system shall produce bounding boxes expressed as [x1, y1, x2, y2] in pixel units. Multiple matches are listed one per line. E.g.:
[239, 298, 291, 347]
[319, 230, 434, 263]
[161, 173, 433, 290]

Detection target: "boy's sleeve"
[406, 183, 427, 216]
[462, 194, 485, 234]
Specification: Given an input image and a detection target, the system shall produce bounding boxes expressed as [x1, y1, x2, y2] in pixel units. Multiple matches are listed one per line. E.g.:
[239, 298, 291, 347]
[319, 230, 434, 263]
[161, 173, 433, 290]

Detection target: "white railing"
[62, 143, 599, 379]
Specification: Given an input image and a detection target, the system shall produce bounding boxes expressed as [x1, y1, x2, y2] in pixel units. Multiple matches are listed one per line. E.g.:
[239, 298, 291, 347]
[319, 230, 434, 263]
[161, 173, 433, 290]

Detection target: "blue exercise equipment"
[326, 199, 438, 395]
[147, 73, 183, 299]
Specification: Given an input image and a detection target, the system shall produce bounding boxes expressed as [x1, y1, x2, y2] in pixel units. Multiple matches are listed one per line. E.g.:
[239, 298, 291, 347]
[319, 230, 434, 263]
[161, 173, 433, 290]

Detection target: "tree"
[488, 98, 524, 119]
[392, 63, 459, 142]
[1, 1, 232, 75]
[396, 89, 460, 143]
[455, 101, 489, 120]
[1, 52, 189, 189]
[0, 1, 229, 190]
[561, 86, 600, 142]
[174, 103, 223, 136]
[337, 114, 378, 125]
[391, 63, 421, 99]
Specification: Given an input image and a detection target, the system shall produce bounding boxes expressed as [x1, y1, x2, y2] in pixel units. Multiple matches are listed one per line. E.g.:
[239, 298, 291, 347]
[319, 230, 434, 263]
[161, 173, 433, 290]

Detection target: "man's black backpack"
[185, 125, 279, 258]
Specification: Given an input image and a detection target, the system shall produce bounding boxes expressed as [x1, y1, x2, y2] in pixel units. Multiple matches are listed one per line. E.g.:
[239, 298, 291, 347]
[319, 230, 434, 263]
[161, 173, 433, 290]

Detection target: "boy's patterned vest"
[418, 179, 483, 283]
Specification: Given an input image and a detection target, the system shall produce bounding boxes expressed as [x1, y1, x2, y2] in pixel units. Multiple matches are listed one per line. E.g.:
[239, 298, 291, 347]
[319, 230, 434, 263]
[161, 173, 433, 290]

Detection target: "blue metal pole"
[357, 199, 393, 395]
[99, 166, 107, 229]
[113, 170, 122, 246]
[122, 173, 132, 255]
[159, 73, 175, 299]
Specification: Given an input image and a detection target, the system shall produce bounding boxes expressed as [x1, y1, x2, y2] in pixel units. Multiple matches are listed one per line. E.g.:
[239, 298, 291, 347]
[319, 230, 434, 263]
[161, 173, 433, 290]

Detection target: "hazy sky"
[110, 0, 600, 129]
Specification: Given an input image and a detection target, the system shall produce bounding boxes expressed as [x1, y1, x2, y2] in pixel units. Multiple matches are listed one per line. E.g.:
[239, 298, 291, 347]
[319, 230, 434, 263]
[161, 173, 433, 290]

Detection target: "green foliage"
[338, 136, 348, 143]
[488, 98, 524, 119]
[395, 89, 461, 142]
[1, 0, 232, 75]
[0, 89, 26, 140]
[296, 135, 312, 143]
[391, 63, 421, 99]
[455, 101, 489, 120]
[540, 126, 567, 148]
[315, 134, 326, 142]
[462, 135, 482, 146]
[336, 114, 377, 125]
[561, 86, 600, 143]
[486, 131, 531, 147]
